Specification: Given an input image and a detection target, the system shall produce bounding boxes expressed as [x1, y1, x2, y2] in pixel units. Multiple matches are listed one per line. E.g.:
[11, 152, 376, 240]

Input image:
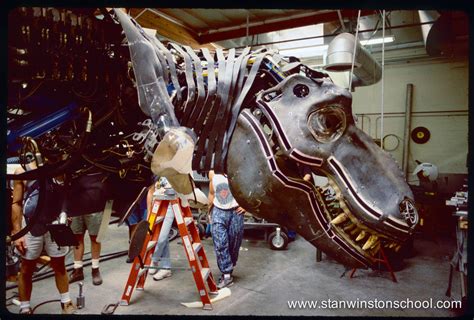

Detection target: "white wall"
[329, 58, 468, 177]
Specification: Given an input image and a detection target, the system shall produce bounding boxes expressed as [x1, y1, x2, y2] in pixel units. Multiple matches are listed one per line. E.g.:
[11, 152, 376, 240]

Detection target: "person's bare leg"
[51, 256, 76, 313]
[50, 256, 68, 293]
[73, 234, 85, 262]
[90, 235, 101, 260]
[69, 234, 85, 283]
[18, 259, 36, 302]
[90, 235, 103, 285]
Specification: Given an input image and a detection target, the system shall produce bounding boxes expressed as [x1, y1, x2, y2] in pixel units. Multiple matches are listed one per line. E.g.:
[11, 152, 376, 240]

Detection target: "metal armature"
[115, 9, 419, 269]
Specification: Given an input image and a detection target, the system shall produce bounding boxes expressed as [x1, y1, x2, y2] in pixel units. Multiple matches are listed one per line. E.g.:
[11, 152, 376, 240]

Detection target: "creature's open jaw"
[227, 108, 420, 268]
[246, 99, 416, 261]
[312, 175, 404, 261]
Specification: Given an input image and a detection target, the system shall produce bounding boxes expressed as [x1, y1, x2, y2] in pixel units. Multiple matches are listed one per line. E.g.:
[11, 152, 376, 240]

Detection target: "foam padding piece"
[128, 220, 150, 261]
[180, 288, 231, 308]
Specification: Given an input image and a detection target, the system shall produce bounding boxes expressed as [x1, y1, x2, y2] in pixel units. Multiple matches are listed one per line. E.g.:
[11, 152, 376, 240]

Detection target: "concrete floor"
[6, 224, 463, 317]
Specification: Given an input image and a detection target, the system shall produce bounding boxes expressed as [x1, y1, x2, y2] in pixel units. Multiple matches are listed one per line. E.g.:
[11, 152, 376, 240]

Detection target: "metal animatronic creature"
[114, 9, 418, 269]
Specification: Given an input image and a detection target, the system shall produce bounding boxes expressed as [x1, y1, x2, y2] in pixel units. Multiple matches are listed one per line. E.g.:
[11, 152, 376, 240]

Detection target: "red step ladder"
[120, 190, 219, 310]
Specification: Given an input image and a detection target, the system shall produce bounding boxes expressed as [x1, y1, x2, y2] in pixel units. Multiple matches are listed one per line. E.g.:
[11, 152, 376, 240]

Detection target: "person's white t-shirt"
[212, 174, 238, 210]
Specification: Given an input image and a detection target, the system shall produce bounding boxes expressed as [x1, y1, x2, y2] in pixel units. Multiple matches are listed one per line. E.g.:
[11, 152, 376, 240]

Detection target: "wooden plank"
[131, 9, 213, 49]
[96, 200, 114, 243]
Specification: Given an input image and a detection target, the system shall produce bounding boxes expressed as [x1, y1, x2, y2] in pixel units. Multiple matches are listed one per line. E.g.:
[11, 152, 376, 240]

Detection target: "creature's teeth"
[370, 243, 381, 255]
[330, 213, 347, 225]
[370, 239, 379, 249]
[362, 235, 378, 250]
[356, 231, 366, 241]
[362, 238, 372, 250]
[394, 244, 401, 252]
[343, 223, 356, 232]
[350, 227, 361, 236]
[389, 243, 396, 248]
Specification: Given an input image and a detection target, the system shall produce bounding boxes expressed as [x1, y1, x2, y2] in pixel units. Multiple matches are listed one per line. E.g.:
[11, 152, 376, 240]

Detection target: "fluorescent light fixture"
[360, 36, 395, 46]
[278, 45, 329, 58]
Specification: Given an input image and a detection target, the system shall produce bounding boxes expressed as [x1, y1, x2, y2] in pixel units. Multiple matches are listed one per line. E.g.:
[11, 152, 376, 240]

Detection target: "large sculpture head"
[227, 73, 418, 268]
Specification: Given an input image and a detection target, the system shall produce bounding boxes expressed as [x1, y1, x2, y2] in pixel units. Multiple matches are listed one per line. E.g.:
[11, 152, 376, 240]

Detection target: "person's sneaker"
[148, 262, 159, 276]
[61, 301, 77, 314]
[92, 267, 103, 286]
[69, 267, 84, 283]
[19, 307, 32, 314]
[217, 274, 233, 289]
[153, 269, 172, 281]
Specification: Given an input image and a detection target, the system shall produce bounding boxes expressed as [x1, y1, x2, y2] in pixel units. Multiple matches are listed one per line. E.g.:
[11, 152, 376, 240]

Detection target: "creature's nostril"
[399, 198, 419, 227]
[293, 84, 310, 98]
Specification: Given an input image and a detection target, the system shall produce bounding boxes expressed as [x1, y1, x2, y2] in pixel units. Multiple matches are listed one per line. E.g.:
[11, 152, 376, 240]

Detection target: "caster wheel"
[268, 230, 288, 250]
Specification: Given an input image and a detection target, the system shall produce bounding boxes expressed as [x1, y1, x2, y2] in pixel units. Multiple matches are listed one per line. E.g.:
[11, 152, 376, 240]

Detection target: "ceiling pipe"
[323, 32, 382, 88]
[402, 84, 413, 178]
[337, 10, 346, 31]
[418, 11, 440, 55]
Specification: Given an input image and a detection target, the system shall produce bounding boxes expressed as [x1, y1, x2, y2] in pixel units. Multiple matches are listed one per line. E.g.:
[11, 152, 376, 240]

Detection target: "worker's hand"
[14, 236, 27, 255]
[236, 207, 246, 214]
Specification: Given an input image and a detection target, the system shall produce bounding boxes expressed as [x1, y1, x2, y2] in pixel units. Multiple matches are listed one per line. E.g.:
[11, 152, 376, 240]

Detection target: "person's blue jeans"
[151, 205, 174, 269]
[211, 207, 244, 274]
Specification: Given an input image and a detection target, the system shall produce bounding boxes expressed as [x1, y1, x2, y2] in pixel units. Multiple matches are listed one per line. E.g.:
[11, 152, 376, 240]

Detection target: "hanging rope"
[348, 10, 361, 91]
[246, 12, 250, 47]
[380, 10, 386, 149]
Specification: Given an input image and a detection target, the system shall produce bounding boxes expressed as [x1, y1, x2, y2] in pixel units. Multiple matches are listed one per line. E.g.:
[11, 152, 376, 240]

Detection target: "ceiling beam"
[198, 10, 374, 44]
[128, 8, 215, 49]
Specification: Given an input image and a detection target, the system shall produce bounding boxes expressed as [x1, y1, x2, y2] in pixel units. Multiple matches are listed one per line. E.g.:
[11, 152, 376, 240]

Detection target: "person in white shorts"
[68, 211, 104, 286]
[11, 163, 76, 314]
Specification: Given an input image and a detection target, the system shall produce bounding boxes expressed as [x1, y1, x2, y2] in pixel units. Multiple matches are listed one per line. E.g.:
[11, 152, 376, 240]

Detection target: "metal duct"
[418, 11, 468, 57]
[418, 11, 440, 44]
[418, 11, 441, 56]
[323, 33, 382, 87]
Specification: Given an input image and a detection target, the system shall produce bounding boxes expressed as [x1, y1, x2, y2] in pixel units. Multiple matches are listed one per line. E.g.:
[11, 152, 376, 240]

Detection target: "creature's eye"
[308, 106, 346, 143]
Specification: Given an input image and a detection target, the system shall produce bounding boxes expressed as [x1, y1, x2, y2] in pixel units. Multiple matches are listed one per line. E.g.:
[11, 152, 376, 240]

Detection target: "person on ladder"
[148, 177, 174, 281]
[208, 170, 245, 289]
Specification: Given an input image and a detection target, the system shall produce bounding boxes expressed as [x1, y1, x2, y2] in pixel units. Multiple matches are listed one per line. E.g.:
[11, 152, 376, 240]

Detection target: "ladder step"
[155, 216, 165, 225]
[192, 242, 202, 253]
[138, 267, 146, 278]
[201, 267, 210, 281]
[146, 241, 157, 252]
[184, 217, 193, 226]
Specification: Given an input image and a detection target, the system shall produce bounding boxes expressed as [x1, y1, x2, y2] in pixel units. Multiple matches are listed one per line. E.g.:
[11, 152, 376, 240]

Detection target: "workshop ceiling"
[127, 8, 468, 61]
[128, 9, 372, 47]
